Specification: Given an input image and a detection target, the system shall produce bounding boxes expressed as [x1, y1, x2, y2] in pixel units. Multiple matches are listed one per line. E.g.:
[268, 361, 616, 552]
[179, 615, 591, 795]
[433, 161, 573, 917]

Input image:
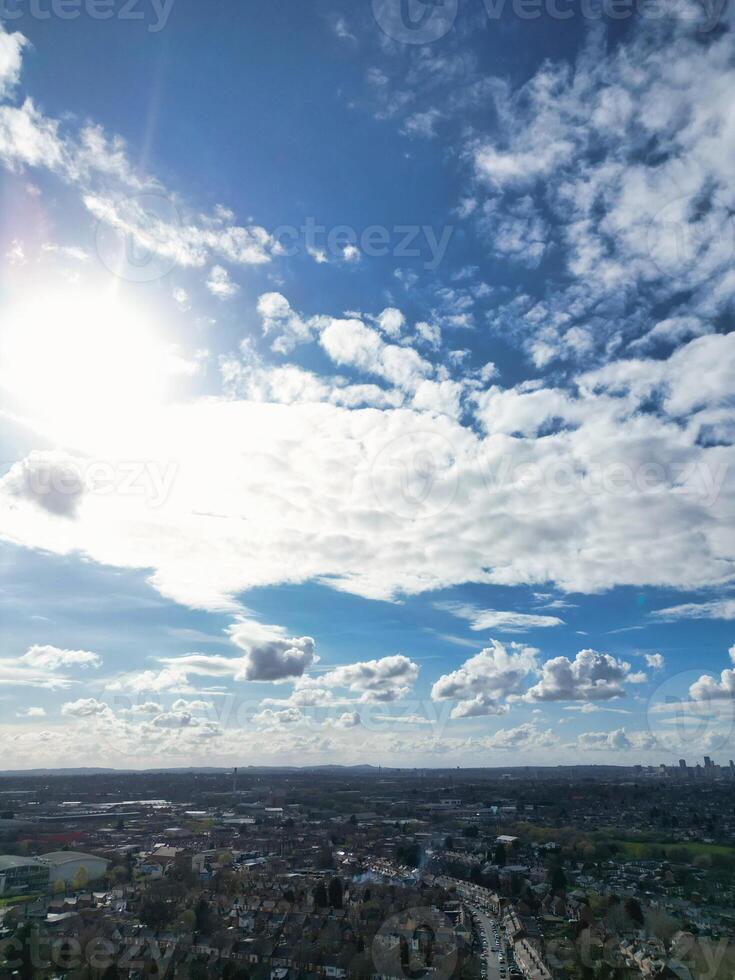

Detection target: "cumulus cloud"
[688, 646, 735, 702]
[110, 619, 316, 693]
[0, 643, 101, 690]
[331, 711, 361, 729]
[206, 265, 239, 299]
[432, 640, 538, 718]
[481, 723, 558, 750]
[257, 292, 327, 354]
[61, 698, 109, 718]
[252, 707, 304, 728]
[645, 653, 665, 670]
[689, 670, 735, 701]
[225, 620, 317, 681]
[523, 649, 638, 702]
[576, 728, 658, 752]
[0, 452, 85, 518]
[0, 25, 27, 99]
[319, 655, 419, 703]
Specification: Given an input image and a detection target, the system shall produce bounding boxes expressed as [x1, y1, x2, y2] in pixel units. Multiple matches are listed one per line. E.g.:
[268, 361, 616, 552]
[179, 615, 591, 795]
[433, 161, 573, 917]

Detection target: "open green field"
[612, 839, 735, 859]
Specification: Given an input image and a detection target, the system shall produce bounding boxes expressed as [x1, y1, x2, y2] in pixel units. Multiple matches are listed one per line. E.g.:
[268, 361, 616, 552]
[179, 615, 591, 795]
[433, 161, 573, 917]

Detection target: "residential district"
[0, 763, 734, 980]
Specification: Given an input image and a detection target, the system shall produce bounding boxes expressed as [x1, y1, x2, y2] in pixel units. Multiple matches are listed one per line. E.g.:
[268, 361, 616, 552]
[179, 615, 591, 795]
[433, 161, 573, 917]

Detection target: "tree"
[494, 843, 507, 867]
[194, 897, 213, 934]
[328, 877, 343, 909]
[548, 863, 567, 894]
[625, 897, 644, 927]
[314, 881, 328, 908]
[9, 923, 36, 980]
[72, 865, 89, 891]
[397, 842, 422, 868]
[189, 961, 209, 980]
[223, 964, 250, 980]
[139, 896, 174, 931]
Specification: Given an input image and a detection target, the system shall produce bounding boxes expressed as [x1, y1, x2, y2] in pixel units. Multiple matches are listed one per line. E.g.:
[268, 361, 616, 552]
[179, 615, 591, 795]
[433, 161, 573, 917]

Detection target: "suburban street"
[473, 906, 507, 980]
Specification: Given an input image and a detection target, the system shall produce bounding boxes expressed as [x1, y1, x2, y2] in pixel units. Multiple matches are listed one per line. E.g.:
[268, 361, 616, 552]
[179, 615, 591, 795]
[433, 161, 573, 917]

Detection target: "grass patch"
[612, 839, 735, 859]
[0, 894, 39, 908]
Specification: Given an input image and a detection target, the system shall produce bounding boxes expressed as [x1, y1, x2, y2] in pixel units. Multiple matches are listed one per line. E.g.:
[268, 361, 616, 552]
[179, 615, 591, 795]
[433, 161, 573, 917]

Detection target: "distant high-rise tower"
[704, 756, 713, 769]
[233, 767, 238, 793]
[679, 759, 687, 769]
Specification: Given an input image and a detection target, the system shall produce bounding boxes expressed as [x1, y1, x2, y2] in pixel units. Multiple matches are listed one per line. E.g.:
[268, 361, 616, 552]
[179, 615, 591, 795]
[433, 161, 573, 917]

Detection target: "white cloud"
[318, 655, 419, 703]
[252, 707, 304, 728]
[652, 600, 735, 621]
[172, 287, 190, 311]
[0, 25, 26, 99]
[0, 451, 85, 518]
[331, 711, 361, 729]
[109, 619, 316, 693]
[257, 292, 327, 354]
[21, 645, 101, 670]
[576, 728, 658, 752]
[319, 316, 432, 391]
[2, 330, 733, 611]
[481, 723, 558, 750]
[225, 620, 317, 681]
[524, 649, 638, 702]
[437, 601, 564, 632]
[0, 644, 100, 690]
[16, 706, 45, 718]
[431, 640, 538, 718]
[401, 109, 442, 139]
[377, 307, 405, 339]
[645, 653, 665, 670]
[62, 698, 109, 718]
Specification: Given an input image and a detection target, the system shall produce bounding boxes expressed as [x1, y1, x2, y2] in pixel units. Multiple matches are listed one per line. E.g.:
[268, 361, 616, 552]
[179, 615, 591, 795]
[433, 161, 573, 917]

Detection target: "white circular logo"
[646, 669, 735, 755]
[372, 907, 458, 980]
[646, 194, 735, 286]
[371, 0, 458, 44]
[371, 431, 458, 521]
[96, 192, 182, 283]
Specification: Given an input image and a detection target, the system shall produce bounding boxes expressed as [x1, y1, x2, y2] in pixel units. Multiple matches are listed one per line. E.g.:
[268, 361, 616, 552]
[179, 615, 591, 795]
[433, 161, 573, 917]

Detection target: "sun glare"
[0, 287, 176, 449]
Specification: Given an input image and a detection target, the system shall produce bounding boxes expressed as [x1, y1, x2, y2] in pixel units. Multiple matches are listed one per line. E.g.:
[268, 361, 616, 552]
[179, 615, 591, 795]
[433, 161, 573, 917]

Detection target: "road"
[472, 906, 507, 980]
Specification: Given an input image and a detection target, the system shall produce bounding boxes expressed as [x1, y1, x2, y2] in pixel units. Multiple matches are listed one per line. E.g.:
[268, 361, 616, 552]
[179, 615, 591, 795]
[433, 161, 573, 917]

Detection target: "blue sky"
[0, 0, 734, 769]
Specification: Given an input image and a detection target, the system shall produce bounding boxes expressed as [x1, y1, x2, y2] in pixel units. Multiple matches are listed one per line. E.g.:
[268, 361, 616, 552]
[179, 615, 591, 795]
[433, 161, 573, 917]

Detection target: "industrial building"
[38, 851, 109, 888]
[0, 855, 50, 896]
